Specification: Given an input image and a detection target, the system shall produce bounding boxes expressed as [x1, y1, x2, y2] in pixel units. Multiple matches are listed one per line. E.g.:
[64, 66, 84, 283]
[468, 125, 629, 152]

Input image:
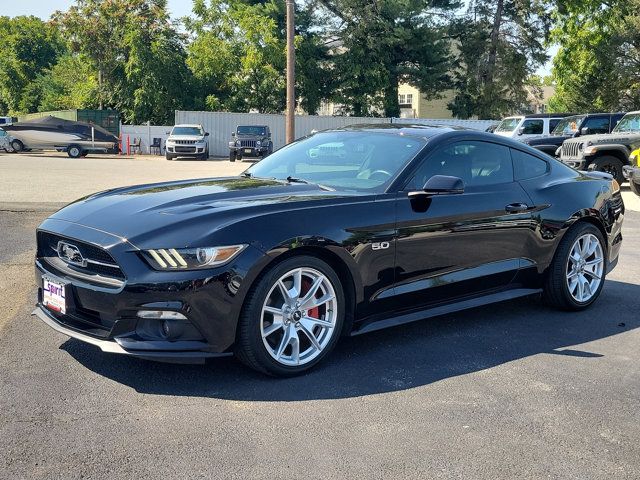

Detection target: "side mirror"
[517, 127, 525, 135]
[580, 127, 590, 135]
[409, 175, 465, 197]
[231, 132, 236, 137]
[205, 132, 210, 137]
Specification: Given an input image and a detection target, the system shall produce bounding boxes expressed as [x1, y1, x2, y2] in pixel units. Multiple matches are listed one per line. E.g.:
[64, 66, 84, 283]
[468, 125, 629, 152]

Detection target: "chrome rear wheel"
[566, 233, 604, 303]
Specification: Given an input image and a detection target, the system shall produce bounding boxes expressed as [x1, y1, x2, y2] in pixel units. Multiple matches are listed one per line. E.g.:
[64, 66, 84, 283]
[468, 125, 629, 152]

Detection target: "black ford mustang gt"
[33, 125, 624, 376]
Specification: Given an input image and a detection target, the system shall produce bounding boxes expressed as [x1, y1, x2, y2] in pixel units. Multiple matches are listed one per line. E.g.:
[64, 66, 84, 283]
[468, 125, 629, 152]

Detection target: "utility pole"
[285, 0, 295, 144]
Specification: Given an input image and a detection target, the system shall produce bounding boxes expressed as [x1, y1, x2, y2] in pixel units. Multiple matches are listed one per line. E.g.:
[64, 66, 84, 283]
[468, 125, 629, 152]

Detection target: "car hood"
[526, 135, 569, 146]
[46, 177, 356, 249]
[563, 132, 640, 145]
[168, 135, 205, 141]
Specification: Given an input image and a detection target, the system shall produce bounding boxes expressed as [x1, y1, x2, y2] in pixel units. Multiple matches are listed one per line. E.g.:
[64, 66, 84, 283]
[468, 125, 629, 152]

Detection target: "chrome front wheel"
[236, 255, 345, 376]
[261, 267, 338, 367]
[566, 233, 604, 303]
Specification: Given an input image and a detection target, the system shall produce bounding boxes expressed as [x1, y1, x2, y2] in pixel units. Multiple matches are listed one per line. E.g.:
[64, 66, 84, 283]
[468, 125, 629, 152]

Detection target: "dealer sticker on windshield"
[43, 277, 66, 315]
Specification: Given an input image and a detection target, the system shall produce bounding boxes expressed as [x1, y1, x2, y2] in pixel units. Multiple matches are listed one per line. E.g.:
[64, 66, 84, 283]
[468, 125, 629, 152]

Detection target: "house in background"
[525, 85, 556, 114]
[397, 84, 457, 119]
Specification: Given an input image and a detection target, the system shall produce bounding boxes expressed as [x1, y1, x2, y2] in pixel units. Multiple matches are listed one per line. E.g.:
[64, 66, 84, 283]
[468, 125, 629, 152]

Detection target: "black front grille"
[37, 231, 125, 281]
[240, 140, 257, 148]
[175, 139, 197, 145]
[175, 146, 196, 153]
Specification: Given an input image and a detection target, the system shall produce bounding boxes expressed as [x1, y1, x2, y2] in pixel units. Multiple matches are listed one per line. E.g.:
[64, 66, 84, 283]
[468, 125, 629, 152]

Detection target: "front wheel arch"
[234, 245, 359, 343]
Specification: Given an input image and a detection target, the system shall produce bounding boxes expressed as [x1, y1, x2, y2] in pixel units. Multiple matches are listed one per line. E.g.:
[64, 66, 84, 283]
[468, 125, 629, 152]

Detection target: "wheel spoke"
[297, 323, 322, 351]
[583, 268, 601, 280]
[576, 275, 584, 301]
[278, 280, 293, 304]
[262, 318, 284, 337]
[301, 315, 333, 329]
[585, 258, 602, 267]
[276, 324, 299, 361]
[264, 305, 283, 316]
[585, 237, 598, 257]
[291, 269, 302, 300]
[303, 293, 335, 309]
[299, 276, 323, 306]
[580, 274, 592, 298]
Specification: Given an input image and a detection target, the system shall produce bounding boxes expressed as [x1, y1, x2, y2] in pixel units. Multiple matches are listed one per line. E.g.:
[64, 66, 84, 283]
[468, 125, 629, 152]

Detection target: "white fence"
[175, 111, 497, 157]
[120, 124, 173, 154]
[121, 113, 497, 157]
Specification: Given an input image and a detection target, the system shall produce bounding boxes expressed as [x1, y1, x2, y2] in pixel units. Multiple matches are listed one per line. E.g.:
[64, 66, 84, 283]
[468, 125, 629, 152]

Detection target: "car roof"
[332, 123, 470, 140]
[173, 124, 203, 128]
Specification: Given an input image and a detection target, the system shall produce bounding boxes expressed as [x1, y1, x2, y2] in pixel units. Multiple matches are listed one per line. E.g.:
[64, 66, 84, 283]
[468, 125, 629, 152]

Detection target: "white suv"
[494, 114, 573, 141]
[165, 124, 209, 160]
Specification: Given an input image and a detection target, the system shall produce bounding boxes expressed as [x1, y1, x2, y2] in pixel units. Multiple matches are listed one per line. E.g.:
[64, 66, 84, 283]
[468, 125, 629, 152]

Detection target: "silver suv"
[165, 124, 209, 160]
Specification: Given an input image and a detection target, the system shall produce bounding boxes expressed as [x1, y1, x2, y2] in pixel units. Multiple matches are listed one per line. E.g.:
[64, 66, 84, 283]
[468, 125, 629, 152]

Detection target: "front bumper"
[32, 305, 229, 363]
[623, 166, 640, 196]
[166, 143, 207, 156]
[231, 147, 269, 158]
[32, 220, 266, 362]
[561, 158, 586, 170]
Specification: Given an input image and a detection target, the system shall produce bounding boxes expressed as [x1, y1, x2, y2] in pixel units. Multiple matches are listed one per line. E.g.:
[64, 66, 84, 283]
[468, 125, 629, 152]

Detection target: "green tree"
[316, 0, 457, 117]
[54, 0, 197, 124]
[34, 54, 99, 111]
[448, 0, 552, 119]
[0, 16, 65, 115]
[549, 0, 639, 112]
[186, 0, 330, 114]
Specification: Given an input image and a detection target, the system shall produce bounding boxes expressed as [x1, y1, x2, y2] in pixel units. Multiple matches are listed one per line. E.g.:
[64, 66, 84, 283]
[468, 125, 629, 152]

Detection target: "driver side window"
[405, 141, 514, 191]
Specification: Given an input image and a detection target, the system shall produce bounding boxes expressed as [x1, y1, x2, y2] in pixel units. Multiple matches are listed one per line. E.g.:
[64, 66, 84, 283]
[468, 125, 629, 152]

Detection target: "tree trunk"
[383, 72, 400, 118]
[479, 0, 503, 118]
[98, 68, 104, 110]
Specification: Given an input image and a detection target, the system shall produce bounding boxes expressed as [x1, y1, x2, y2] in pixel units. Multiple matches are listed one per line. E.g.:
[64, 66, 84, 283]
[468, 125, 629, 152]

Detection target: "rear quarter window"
[512, 149, 549, 180]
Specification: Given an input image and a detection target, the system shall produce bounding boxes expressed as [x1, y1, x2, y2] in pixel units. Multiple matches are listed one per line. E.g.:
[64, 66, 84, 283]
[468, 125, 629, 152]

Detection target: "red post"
[126, 135, 131, 156]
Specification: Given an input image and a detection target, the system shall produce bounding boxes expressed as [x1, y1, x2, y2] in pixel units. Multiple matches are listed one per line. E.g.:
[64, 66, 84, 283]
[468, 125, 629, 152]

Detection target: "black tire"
[543, 222, 607, 311]
[10, 139, 23, 152]
[229, 151, 236, 162]
[67, 145, 83, 158]
[237, 155, 243, 162]
[235, 255, 345, 377]
[591, 155, 625, 184]
[165, 153, 174, 161]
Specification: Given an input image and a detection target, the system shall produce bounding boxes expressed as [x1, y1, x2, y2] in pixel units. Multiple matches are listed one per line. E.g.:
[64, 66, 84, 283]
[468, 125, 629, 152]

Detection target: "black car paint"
[33, 128, 624, 361]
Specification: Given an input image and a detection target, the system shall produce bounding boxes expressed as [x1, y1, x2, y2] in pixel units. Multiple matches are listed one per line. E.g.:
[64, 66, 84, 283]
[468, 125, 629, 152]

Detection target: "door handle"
[505, 203, 530, 213]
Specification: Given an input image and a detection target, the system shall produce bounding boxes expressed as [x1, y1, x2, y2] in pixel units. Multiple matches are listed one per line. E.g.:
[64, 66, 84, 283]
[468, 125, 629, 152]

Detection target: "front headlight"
[256, 140, 262, 147]
[235, 140, 241, 147]
[143, 245, 247, 270]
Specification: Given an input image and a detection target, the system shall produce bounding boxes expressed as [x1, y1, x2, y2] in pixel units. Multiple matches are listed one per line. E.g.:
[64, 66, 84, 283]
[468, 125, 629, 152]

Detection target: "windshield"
[172, 126, 203, 136]
[246, 131, 426, 192]
[612, 114, 640, 133]
[495, 117, 523, 133]
[552, 115, 586, 136]
[237, 126, 267, 136]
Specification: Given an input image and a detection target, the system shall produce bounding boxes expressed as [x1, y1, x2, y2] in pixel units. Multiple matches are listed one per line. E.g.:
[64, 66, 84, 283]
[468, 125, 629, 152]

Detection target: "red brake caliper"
[302, 278, 320, 319]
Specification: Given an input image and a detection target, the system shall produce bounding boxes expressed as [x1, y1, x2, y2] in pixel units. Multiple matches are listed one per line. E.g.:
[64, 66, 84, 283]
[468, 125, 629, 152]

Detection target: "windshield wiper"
[285, 176, 334, 191]
[241, 172, 252, 178]
[286, 176, 311, 184]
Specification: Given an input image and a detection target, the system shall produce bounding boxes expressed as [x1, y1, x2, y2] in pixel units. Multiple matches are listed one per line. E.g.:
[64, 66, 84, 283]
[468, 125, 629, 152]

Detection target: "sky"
[5, 0, 193, 20]
[8, 0, 554, 75]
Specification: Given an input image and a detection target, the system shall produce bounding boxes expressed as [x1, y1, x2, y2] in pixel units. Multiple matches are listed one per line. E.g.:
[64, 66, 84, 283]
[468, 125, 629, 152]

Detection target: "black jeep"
[524, 113, 625, 157]
[228, 125, 273, 162]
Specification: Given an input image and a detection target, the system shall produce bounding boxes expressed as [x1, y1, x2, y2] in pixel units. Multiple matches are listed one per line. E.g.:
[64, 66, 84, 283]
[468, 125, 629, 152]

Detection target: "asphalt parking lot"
[1, 152, 639, 479]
